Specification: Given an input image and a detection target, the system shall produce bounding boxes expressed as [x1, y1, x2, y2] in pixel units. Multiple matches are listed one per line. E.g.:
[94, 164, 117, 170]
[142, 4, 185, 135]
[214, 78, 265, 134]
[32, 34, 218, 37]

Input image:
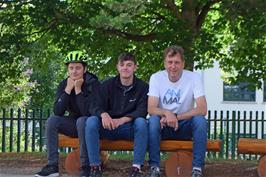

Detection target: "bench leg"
[258, 155, 266, 177]
[64, 149, 109, 176]
[65, 149, 80, 176]
[165, 151, 193, 177]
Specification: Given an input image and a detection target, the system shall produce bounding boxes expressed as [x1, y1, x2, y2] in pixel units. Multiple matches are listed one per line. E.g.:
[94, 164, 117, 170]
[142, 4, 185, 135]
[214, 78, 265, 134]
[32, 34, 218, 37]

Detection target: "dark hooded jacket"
[53, 72, 100, 118]
[96, 75, 148, 119]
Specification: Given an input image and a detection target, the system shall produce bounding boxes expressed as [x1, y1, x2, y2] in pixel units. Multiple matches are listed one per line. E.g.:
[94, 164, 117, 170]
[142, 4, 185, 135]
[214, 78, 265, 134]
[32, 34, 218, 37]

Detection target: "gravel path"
[0, 153, 259, 177]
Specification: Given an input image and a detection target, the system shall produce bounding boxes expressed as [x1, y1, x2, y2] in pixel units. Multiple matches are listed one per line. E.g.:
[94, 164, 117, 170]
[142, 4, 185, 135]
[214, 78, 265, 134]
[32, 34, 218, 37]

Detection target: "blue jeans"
[148, 115, 207, 168]
[85, 116, 148, 166]
[45, 115, 89, 166]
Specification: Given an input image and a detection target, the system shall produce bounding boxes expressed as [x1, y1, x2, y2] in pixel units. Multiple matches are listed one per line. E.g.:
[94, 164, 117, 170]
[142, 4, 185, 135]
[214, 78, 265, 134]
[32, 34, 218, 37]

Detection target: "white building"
[199, 62, 266, 113]
[198, 62, 266, 138]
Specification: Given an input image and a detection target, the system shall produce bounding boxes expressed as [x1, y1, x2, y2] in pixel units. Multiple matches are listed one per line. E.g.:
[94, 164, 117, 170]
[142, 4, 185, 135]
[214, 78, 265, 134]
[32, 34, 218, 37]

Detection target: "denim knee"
[148, 115, 161, 131]
[134, 117, 148, 131]
[191, 115, 207, 131]
[86, 116, 100, 133]
[76, 116, 87, 130]
[46, 115, 61, 129]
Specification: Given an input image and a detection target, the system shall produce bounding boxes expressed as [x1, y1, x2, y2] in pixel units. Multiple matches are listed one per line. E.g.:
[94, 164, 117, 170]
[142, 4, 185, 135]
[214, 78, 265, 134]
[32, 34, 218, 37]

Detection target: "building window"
[223, 82, 256, 102]
[263, 80, 266, 102]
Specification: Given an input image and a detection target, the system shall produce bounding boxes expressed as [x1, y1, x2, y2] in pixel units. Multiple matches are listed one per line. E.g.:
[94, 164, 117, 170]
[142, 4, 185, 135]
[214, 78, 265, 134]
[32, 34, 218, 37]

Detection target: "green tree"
[0, 0, 265, 107]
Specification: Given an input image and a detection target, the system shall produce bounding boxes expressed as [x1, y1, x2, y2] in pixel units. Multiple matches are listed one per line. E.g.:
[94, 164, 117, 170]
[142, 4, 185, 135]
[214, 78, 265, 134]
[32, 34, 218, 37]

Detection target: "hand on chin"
[70, 76, 82, 81]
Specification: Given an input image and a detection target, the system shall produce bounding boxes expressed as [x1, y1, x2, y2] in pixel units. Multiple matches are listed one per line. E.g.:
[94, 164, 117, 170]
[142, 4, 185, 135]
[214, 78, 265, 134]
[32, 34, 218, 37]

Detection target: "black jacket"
[53, 72, 100, 118]
[96, 75, 148, 119]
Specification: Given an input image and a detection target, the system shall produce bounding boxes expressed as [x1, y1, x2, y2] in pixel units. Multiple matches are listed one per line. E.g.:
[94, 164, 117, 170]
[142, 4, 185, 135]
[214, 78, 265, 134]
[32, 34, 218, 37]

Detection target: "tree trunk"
[181, 0, 198, 71]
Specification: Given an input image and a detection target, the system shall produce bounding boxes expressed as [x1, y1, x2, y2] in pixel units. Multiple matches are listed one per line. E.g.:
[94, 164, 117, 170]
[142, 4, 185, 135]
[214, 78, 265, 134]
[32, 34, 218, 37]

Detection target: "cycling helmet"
[64, 51, 88, 65]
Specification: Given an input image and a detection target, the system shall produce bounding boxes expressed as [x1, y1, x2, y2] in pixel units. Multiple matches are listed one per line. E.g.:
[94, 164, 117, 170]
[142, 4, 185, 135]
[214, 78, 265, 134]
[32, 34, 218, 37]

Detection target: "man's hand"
[74, 78, 84, 94]
[160, 116, 167, 129]
[101, 112, 115, 130]
[65, 77, 75, 94]
[112, 119, 124, 129]
[112, 117, 132, 129]
[164, 110, 179, 131]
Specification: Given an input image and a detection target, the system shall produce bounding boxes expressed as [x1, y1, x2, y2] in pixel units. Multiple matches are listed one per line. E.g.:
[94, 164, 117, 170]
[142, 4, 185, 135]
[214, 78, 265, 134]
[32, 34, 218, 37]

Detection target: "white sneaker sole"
[35, 172, 59, 177]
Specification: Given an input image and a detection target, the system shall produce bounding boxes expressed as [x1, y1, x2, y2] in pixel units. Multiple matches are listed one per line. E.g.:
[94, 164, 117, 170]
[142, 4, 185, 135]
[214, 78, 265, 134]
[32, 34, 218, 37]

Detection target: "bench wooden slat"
[237, 138, 266, 177]
[59, 135, 221, 152]
[237, 138, 266, 155]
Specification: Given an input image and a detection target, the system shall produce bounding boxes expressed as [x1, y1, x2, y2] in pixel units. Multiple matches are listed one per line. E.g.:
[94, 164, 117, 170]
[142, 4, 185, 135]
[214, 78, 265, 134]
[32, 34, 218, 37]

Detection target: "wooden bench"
[59, 135, 222, 177]
[237, 138, 266, 177]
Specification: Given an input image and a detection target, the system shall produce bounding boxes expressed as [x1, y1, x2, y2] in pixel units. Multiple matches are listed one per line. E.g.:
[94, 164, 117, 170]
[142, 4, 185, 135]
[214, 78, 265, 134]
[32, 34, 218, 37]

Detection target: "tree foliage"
[0, 0, 265, 107]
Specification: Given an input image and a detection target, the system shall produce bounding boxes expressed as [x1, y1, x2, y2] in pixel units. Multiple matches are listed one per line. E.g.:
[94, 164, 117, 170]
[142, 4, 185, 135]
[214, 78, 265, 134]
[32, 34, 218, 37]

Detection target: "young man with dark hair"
[85, 52, 149, 177]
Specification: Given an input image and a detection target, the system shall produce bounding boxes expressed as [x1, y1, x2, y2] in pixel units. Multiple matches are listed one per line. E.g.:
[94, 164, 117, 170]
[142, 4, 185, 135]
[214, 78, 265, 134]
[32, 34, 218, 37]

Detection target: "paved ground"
[0, 175, 71, 177]
[0, 167, 71, 177]
[0, 175, 30, 177]
[0, 172, 71, 177]
[0, 152, 259, 177]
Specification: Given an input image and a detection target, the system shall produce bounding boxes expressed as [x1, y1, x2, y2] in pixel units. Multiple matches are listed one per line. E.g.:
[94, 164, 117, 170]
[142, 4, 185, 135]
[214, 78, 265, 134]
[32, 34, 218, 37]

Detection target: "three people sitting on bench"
[36, 45, 208, 177]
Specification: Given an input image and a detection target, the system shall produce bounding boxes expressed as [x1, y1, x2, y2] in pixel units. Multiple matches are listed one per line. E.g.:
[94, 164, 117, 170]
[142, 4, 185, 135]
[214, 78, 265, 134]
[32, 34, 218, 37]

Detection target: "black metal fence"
[207, 110, 265, 160]
[0, 108, 265, 160]
[0, 108, 51, 153]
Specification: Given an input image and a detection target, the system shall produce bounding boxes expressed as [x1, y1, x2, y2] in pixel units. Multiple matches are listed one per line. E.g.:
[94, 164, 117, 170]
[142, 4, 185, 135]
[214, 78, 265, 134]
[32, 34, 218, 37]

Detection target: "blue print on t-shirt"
[163, 89, 181, 105]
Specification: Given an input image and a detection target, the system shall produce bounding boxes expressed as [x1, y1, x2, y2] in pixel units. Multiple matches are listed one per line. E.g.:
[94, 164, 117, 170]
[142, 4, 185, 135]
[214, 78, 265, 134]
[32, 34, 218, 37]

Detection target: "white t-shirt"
[148, 70, 205, 114]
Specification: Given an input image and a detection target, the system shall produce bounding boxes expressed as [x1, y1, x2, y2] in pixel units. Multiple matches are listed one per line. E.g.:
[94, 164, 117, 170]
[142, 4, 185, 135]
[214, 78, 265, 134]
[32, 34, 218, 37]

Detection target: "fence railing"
[207, 110, 265, 160]
[0, 108, 51, 153]
[0, 108, 265, 160]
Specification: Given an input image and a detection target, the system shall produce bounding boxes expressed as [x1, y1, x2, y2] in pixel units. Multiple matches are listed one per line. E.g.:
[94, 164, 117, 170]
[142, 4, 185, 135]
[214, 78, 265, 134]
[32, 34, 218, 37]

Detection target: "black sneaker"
[80, 165, 90, 177]
[35, 164, 59, 177]
[146, 166, 161, 177]
[129, 166, 141, 177]
[191, 169, 203, 177]
[90, 165, 102, 177]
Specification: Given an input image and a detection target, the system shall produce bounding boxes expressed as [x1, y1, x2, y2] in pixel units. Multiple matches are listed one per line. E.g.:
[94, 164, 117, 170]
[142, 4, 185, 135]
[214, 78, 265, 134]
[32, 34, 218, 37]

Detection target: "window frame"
[223, 82, 256, 102]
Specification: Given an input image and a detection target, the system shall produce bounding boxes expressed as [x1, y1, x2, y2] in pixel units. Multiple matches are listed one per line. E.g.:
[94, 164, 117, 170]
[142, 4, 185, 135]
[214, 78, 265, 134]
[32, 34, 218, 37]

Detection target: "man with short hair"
[85, 53, 149, 177]
[35, 51, 100, 177]
[147, 45, 208, 177]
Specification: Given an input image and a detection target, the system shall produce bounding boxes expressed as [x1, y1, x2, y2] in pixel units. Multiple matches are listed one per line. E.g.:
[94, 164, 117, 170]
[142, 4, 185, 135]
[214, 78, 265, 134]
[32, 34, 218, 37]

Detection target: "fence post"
[2, 108, 6, 152]
[237, 111, 241, 159]
[25, 108, 29, 152]
[225, 111, 229, 159]
[32, 109, 36, 152]
[213, 110, 218, 158]
[231, 111, 236, 159]
[39, 109, 43, 152]
[219, 110, 224, 158]
[9, 108, 14, 152]
[214, 110, 217, 139]
[208, 110, 211, 136]
[249, 111, 253, 159]
[17, 108, 21, 152]
[243, 111, 247, 137]
[262, 111, 265, 139]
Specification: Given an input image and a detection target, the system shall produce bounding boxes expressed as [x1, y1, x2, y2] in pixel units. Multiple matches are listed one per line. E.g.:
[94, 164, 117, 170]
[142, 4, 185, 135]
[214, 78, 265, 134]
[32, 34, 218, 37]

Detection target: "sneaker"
[35, 164, 59, 177]
[146, 166, 161, 177]
[129, 166, 141, 177]
[191, 169, 203, 177]
[80, 165, 90, 177]
[90, 165, 102, 177]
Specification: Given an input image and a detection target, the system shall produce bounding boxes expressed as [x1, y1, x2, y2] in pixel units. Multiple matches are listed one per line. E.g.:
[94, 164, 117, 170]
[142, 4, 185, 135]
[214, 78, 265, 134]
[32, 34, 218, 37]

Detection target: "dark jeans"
[45, 115, 89, 166]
